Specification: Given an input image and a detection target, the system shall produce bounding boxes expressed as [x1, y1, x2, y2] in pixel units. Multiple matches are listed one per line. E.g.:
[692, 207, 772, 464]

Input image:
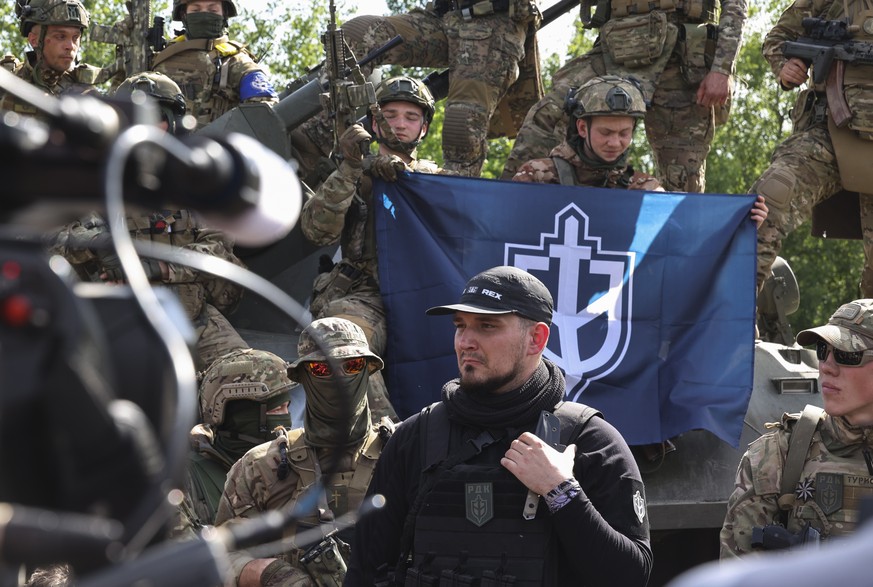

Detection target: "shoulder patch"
[239, 70, 277, 101]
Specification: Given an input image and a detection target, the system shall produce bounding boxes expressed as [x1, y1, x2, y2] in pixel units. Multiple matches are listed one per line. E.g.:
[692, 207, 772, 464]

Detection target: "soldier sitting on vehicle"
[513, 75, 768, 223]
[214, 318, 392, 587]
[501, 0, 746, 193]
[173, 347, 293, 538]
[48, 71, 249, 370]
[720, 299, 873, 557]
[0, 0, 101, 114]
[152, 0, 277, 129]
[300, 75, 445, 422]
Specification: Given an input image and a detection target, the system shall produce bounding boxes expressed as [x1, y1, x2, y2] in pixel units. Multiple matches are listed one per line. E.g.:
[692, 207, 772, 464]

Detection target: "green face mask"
[185, 11, 225, 39]
[214, 400, 291, 462]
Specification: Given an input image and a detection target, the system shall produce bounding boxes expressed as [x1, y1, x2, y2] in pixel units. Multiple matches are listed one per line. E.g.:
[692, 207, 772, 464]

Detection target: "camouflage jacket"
[152, 35, 275, 128]
[512, 141, 662, 190]
[719, 411, 873, 558]
[49, 210, 246, 318]
[0, 53, 101, 114]
[711, 0, 747, 76]
[214, 426, 385, 583]
[301, 156, 441, 281]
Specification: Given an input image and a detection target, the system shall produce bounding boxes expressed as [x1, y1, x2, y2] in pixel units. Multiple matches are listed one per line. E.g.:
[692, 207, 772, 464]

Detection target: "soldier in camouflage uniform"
[512, 76, 769, 225]
[294, 0, 543, 178]
[49, 72, 248, 370]
[172, 347, 293, 538]
[151, 0, 277, 129]
[214, 318, 391, 587]
[720, 299, 873, 557]
[501, 0, 747, 192]
[0, 0, 100, 114]
[513, 75, 663, 190]
[753, 0, 873, 297]
[301, 76, 444, 423]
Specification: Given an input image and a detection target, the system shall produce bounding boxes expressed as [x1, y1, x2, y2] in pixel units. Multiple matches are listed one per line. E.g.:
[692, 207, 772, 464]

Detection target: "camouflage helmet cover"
[565, 75, 647, 120]
[375, 76, 435, 125]
[17, 0, 90, 37]
[172, 0, 237, 22]
[288, 317, 384, 372]
[115, 71, 187, 116]
[199, 348, 293, 426]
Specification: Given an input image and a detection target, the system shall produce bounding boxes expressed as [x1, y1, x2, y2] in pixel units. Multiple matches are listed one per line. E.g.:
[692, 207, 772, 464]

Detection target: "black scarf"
[440, 359, 564, 429]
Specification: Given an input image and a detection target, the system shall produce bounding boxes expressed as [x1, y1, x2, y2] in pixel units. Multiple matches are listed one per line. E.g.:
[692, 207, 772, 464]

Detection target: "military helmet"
[289, 317, 384, 372]
[564, 75, 647, 120]
[199, 348, 293, 426]
[172, 0, 237, 22]
[16, 0, 90, 37]
[115, 72, 187, 116]
[375, 76, 435, 126]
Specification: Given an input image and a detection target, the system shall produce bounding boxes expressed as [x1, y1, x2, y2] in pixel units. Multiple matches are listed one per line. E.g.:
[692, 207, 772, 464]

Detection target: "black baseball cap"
[426, 265, 554, 325]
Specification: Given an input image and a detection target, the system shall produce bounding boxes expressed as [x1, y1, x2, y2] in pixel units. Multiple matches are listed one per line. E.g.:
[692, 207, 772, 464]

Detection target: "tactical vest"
[406, 402, 601, 585]
[0, 59, 100, 114]
[275, 426, 383, 524]
[552, 155, 633, 188]
[751, 407, 873, 541]
[153, 35, 250, 128]
[127, 210, 198, 247]
[610, 0, 718, 23]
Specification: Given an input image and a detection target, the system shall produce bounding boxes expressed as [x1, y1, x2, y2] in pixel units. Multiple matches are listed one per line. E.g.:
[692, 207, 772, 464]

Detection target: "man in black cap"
[345, 266, 651, 586]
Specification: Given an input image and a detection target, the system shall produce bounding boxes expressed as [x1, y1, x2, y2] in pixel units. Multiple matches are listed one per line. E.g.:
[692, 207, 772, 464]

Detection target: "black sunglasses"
[815, 340, 873, 367]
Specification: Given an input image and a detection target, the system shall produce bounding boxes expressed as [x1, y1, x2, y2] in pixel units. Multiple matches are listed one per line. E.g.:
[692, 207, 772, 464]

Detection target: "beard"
[458, 361, 525, 396]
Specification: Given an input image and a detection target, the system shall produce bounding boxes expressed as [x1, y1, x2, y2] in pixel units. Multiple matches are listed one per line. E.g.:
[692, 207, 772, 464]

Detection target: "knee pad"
[442, 102, 489, 174]
[753, 168, 796, 214]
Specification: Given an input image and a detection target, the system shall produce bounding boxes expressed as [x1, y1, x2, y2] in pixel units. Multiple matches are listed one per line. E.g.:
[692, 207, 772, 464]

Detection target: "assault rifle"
[321, 0, 379, 160]
[90, 0, 168, 83]
[782, 17, 873, 127]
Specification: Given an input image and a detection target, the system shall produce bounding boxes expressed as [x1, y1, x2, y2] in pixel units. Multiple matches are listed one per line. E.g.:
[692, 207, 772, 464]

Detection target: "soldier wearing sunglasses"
[214, 317, 391, 587]
[720, 299, 873, 558]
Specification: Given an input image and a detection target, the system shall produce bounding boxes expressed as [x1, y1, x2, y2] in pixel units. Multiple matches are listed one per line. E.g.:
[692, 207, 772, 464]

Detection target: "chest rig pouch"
[601, 11, 672, 68]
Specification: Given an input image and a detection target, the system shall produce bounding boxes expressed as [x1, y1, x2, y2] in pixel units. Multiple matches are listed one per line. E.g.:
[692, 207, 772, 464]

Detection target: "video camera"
[0, 66, 371, 586]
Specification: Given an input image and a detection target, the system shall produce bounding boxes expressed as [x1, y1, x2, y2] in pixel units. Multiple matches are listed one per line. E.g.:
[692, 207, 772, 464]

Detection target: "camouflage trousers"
[295, 8, 528, 178]
[310, 278, 398, 422]
[192, 303, 248, 371]
[752, 123, 873, 297]
[501, 48, 726, 192]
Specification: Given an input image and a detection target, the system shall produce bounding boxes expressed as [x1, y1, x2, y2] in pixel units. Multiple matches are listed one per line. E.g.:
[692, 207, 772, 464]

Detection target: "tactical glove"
[338, 124, 371, 169]
[367, 153, 409, 182]
[259, 559, 315, 587]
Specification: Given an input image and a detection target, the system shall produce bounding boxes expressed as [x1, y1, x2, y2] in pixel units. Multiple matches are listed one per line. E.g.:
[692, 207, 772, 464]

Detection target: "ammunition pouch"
[790, 89, 827, 133]
[601, 12, 672, 68]
[843, 64, 873, 140]
[677, 23, 717, 86]
[299, 535, 350, 587]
